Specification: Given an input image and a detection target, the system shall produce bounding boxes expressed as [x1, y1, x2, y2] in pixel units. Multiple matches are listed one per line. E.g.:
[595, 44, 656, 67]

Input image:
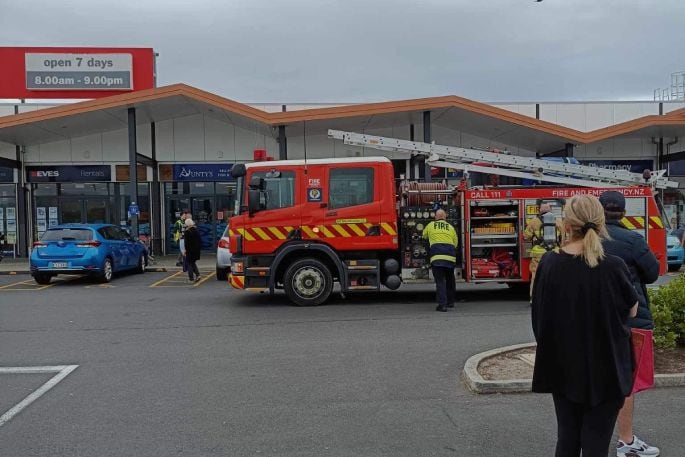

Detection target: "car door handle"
[326, 211, 337, 217]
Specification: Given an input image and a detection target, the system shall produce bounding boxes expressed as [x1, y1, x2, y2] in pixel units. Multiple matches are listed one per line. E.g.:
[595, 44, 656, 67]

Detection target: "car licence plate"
[51, 262, 68, 268]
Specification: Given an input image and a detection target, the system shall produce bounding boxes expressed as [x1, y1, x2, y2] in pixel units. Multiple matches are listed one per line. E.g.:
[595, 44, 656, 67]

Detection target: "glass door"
[61, 200, 82, 223]
[166, 195, 219, 252]
[166, 197, 190, 252]
[85, 198, 109, 224]
[191, 197, 214, 250]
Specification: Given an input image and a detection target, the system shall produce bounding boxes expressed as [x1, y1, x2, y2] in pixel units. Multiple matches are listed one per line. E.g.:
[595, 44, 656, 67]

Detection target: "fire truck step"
[344, 259, 380, 291]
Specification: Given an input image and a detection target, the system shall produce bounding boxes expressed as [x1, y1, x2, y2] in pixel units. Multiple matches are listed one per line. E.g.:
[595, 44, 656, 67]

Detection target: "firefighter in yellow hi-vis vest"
[524, 203, 564, 299]
[422, 209, 459, 312]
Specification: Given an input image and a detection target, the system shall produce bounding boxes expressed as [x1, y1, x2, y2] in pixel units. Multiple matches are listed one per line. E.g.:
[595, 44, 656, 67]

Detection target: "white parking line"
[0, 365, 79, 428]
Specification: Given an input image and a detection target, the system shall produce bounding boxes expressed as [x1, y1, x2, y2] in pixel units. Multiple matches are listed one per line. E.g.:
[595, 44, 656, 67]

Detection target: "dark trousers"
[187, 260, 200, 280]
[552, 394, 624, 457]
[432, 266, 455, 307]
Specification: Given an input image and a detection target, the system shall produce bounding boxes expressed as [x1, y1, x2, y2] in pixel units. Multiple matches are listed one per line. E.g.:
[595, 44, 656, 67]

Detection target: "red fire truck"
[227, 131, 676, 306]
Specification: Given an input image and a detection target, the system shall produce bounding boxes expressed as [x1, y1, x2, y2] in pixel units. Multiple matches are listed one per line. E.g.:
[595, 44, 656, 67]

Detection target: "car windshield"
[41, 229, 93, 241]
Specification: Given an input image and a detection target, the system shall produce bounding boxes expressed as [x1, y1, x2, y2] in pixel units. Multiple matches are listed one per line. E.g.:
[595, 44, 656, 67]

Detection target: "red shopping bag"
[631, 328, 655, 394]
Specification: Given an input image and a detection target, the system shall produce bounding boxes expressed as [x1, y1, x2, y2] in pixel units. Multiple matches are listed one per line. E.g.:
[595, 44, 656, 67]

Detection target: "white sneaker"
[617, 435, 660, 456]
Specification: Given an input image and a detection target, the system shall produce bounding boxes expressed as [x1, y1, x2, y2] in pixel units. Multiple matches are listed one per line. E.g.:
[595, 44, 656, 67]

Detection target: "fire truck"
[227, 130, 677, 306]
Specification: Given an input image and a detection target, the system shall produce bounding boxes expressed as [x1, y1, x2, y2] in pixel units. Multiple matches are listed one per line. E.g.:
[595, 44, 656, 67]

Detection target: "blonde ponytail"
[563, 195, 608, 268]
[581, 225, 604, 267]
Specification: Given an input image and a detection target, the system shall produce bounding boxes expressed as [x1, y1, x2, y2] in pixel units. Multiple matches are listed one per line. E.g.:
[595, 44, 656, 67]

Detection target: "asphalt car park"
[0, 274, 683, 456]
[0, 269, 219, 292]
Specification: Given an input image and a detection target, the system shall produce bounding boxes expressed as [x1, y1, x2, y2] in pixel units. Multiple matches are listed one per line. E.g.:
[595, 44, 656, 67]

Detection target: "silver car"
[216, 225, 232, 280]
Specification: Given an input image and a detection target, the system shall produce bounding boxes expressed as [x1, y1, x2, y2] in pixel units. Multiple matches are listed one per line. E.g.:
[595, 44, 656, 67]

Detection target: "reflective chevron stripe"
[232, 222, 398, 241]
[229, 274, 245, 289]
[649, 216, 663, 228]
[621, 217, 642, 230]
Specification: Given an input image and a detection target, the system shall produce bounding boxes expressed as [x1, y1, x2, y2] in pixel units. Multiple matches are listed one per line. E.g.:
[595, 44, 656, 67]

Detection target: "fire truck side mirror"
[248, 189, 262, 215]
[230, 164, 246, 178]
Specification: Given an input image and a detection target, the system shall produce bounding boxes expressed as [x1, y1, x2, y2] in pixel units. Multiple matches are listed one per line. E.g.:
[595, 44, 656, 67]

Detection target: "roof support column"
[658, 137, 664, 170]
[565, 143, 574, 158]
[409, 124, 416, 179]
[15, 144, 27, 257]
[150, 122, 162, 256]
[278, 125, 287, 160]
[127, 107, 139, 238]
[423, 111, 432, 181]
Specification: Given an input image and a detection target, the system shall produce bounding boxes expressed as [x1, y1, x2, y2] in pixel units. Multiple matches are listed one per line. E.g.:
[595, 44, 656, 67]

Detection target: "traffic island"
[463, 343, 685, 394]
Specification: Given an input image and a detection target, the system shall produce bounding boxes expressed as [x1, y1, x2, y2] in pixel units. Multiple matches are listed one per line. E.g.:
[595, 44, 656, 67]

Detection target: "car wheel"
[216, 266, 228, 281]
[33, 273, 52, 285]
[284, 258, 333, 306]
[99, 258, 113, 283]
[136, 255, 145, 274]
[668, 263, 682, 272]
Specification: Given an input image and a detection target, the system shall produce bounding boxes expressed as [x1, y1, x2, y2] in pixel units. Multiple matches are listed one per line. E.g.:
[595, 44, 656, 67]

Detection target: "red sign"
[0, 47, 155, 99]
[465, 186, 652, 200]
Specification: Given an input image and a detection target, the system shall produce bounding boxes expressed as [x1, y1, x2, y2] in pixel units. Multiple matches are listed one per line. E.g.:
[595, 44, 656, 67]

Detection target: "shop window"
[60, 182, 110, 195]
[162, 182, 215, 195]
[328, 168, 374, 209]
[188, 182, 214, 194]
[0, 184, 16, 198]
[252, 171, 295, 210]
[33, 183, 57, 196]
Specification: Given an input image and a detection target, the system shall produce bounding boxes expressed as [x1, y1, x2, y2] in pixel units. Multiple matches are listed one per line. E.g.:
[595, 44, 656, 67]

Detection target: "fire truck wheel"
[284, 258, 333, 306]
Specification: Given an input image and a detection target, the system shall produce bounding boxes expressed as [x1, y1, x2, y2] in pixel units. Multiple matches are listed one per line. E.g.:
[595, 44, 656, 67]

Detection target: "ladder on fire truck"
[328, 130, 679, 189]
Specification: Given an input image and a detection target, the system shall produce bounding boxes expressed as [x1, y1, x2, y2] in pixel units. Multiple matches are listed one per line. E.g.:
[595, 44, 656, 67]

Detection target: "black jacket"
[184, 227, 202, 262]
[602, 220, 659, 329]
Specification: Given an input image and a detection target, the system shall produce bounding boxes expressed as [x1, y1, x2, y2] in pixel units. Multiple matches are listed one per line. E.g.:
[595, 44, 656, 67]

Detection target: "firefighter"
[524, 203, 563, 299]
[173, 210, 190, 267]
[422, 209, 459, 312]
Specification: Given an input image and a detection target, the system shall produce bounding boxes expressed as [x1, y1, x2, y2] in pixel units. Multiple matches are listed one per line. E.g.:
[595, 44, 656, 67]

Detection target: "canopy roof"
[1, 83, 685, 153]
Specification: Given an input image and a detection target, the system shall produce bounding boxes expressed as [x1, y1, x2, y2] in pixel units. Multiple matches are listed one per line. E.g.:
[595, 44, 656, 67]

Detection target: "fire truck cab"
[228, 157, 401, 305]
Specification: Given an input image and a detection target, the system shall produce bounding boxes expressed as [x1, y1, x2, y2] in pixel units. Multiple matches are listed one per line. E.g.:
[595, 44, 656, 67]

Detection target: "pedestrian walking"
[422, 209, 458, 312]
[183, 218, 202, 283]
[599, 190, 660, 457]
[531, 194, 638, 457]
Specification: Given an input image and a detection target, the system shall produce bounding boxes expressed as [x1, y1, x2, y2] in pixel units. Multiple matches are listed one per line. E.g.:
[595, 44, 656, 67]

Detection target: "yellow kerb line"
[0, 279, 54, 291]
[149, 271, 184, 288]
[192, 273, 215, 287]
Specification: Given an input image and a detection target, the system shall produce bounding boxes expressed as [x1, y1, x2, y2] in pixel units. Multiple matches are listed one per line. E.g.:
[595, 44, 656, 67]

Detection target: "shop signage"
[171, 164, 234, 181]
[26, 165, 112, 182]
[25, 53, 133, 90]
[579, 159, 654, 174]
[128, 202, 140, 218]
[0, 47, 154, 99]
[0, 167, 13, 182]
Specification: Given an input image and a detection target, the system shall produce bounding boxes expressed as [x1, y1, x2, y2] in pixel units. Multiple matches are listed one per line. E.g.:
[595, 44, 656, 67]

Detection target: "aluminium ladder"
[328, 130, 679, 189]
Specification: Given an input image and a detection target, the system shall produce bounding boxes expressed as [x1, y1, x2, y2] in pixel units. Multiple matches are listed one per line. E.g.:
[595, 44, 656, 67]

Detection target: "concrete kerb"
[462, 342, 685, 394]
[462, 342, 536, 394]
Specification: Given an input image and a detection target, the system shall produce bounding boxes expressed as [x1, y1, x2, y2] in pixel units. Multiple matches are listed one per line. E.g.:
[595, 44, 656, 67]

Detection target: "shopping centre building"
[1, 47, 685, 257]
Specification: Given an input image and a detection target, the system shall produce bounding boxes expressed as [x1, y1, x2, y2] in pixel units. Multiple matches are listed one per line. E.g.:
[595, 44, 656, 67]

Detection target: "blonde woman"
[531, 195, 638, 457]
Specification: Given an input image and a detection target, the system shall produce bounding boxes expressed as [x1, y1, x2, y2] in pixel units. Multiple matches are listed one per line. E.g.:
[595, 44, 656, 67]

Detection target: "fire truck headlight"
[233, 261, 245, 274]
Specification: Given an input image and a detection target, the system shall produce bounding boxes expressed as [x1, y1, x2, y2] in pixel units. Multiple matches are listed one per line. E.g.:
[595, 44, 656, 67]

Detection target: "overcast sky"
[1, 0, 683, 104]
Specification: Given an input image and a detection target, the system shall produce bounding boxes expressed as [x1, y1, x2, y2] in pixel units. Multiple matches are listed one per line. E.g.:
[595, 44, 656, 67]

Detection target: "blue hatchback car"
[667, 233, 685, 272]
[30, 224, 148, 284]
